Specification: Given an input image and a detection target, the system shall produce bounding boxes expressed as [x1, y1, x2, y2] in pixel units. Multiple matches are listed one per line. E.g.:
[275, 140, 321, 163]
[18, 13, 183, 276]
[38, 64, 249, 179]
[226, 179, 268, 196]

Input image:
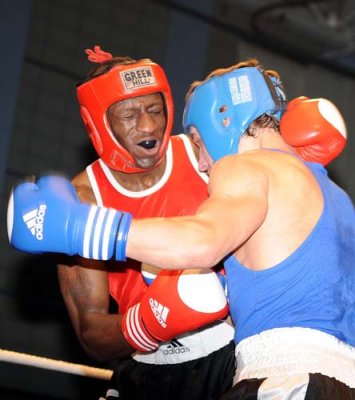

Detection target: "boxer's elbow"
[186, 232, 226, 269]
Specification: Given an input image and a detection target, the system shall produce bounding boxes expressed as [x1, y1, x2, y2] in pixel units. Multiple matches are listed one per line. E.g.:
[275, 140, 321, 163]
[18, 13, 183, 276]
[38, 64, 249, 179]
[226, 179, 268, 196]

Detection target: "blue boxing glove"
[7, 176, 132, 260]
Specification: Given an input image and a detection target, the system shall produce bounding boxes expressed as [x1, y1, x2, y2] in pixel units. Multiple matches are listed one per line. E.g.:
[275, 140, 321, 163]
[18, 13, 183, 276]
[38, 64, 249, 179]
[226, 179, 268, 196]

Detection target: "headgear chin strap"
[77, 60, 174, 172]
[183, 67, 286, 162]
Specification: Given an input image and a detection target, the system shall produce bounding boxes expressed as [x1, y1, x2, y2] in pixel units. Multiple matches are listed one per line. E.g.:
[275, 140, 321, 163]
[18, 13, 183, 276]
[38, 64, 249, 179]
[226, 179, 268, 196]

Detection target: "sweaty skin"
[107, 93, 166, 171]
[125, 128, 323, 272]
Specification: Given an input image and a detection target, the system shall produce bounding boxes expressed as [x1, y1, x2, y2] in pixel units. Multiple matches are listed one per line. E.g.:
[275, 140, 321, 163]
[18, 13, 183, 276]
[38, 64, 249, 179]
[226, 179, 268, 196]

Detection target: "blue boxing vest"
[224, 162, 355, 345]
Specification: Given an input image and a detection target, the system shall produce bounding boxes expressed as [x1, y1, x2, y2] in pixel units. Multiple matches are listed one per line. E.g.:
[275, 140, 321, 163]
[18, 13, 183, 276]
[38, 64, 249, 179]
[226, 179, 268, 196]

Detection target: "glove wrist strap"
[122, 303, 160, 352]
[78, 206, 132, 261]
[114, 212, 132, 261]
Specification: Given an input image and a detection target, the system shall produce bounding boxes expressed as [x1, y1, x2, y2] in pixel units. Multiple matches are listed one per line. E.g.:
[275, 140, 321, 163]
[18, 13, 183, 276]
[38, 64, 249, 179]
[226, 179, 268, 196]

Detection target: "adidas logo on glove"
[149, 298, 169, 328]
[22, 205, 47, 240]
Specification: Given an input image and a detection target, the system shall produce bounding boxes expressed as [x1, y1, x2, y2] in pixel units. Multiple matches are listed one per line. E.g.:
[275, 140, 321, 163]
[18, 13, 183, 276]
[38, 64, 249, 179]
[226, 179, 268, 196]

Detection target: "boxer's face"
[107, 93, 166, 169]
[189, 126, 214, 175]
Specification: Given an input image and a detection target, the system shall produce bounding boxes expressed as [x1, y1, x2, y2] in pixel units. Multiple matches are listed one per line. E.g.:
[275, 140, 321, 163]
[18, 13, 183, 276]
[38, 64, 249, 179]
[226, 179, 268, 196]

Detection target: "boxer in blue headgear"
[183, 60, 287, 162]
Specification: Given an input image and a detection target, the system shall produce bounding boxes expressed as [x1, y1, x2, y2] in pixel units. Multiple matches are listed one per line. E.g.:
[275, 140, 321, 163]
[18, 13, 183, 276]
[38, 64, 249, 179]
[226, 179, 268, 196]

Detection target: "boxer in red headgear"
[57, 46, 236, 400]
[77, 49, 174, 173]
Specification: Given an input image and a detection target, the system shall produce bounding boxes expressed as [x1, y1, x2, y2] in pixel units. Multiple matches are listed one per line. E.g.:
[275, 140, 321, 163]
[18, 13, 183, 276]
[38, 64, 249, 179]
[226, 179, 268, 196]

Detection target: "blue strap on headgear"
[183, 67, 287, 162]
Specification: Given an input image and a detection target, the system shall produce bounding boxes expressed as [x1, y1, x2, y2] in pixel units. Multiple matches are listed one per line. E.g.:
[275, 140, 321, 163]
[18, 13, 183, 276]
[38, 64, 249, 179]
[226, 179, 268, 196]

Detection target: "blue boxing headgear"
[183, 67, 286, 162]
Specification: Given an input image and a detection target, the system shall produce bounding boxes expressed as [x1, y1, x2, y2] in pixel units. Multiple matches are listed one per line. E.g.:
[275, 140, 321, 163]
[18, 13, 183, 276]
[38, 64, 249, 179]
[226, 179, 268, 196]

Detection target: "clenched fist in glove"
[280, 96, 347, 166]
[122, 269, 229, 352]
[7, 176, 132, 260]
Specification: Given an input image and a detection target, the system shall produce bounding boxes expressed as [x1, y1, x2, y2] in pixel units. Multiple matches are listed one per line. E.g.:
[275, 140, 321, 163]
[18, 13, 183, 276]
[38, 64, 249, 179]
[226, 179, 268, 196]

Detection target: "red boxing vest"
[86, 135, 208, 313]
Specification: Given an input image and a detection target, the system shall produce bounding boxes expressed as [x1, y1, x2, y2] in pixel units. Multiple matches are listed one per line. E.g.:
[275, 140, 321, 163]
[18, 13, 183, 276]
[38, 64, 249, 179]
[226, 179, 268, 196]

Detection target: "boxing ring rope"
[0, 348, 113, 380]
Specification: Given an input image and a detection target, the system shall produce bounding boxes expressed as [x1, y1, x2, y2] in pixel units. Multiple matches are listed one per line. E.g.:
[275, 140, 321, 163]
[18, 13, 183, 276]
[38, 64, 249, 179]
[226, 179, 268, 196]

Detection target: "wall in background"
[0, 0, 353, 398]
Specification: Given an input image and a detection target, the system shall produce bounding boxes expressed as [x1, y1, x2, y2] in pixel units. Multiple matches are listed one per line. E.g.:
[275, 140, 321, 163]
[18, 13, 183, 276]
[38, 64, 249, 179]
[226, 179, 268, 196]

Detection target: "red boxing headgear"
[77, 59, 174, 172]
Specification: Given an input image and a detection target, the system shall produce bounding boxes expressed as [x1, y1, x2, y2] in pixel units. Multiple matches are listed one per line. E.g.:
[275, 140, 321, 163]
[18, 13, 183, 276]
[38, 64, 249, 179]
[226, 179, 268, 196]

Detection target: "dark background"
[1, 0, 354, 398]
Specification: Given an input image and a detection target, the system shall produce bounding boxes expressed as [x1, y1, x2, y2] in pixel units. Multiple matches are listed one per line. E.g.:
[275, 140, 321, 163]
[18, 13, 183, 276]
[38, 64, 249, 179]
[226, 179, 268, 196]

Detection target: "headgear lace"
[85, 45, 113, 63]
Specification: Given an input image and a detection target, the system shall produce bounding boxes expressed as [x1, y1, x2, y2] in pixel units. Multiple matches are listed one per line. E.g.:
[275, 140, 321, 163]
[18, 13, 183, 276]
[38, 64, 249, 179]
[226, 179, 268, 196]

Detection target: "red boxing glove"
[122, 269, 229, 352]
[280, 96, 347, 166]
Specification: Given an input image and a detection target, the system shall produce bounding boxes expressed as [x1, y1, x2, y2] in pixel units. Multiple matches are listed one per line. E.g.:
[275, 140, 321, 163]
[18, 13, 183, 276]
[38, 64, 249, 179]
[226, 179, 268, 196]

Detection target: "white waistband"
[234, 327, 355, 388]
[132, 320, 234, 364]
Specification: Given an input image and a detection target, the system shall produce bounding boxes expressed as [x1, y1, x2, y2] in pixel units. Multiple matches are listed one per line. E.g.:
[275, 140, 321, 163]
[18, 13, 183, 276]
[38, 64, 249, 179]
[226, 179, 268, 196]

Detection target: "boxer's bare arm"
[126, 155, 268, 269]
[57, 171, 133, 361]
[57, 256, 132, 361]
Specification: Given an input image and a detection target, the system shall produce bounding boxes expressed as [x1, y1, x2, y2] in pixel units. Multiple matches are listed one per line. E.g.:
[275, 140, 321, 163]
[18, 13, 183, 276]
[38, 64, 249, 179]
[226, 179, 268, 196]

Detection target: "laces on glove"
[85, 45, 113, 63]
